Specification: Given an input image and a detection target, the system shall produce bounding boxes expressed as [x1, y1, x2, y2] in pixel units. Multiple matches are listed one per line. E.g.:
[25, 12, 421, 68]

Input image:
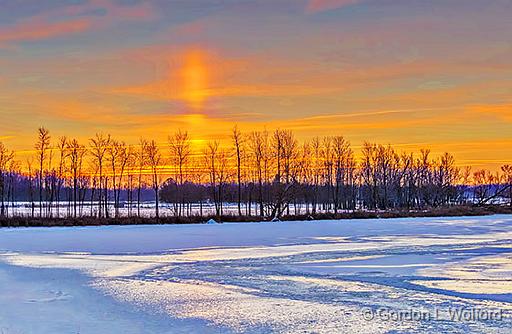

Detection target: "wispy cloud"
[0, 0, 156, 46]
[0, 19, 92, 44]
[298, 107, 455, 122]
[467, 102, 512, 122]
[306, 0, 362, 14]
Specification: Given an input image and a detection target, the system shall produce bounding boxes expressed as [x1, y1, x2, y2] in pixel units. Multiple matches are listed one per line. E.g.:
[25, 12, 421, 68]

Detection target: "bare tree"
[116, 142, 130, 216]
[0, 142, 15, 217]
[89, 133, 110, 218]
[27, 158, 35, 218]
[204, 141, 219, 216]
[269, 130, 298, 217]
[146, 140, 162, 218]
[35, 127, 51, 217]
[249, 131, 265, 217]
[473, 169, 496, 204]
[281, 130, 298, 215]
[435, 152, 459, 206]
[45, 147, 55, 218]
[67, 139, 87, 218]
[501, 165, 512, 207]
[311, 136, 321, 213]
[232, 126, 244, 216]
[56, 136, 67, 218]
[322, 136, 334, 212]
[7, 159, 20, 218]
[204, 141, 230, 217]
[137, 138, 148, 217]
[108, 140, 129, 218]
[332, 136, 354, 212]
[126, 145, 136, 216]
[168, 130, 191, 216]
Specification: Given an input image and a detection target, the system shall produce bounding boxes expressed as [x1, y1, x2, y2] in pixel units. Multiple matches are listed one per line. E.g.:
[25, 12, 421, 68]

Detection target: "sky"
[0, 0, 511, 169]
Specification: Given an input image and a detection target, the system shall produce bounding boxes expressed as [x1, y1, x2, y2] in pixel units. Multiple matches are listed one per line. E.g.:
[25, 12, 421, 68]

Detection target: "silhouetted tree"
[137, 138, 148, 217]
[67, 138, 86, 217]
[1, 126, 510, 221]
[232, 126, 244, 216]
[89, 133, 110, 218]
[502, 165, 512, 206]
[0, 142, 15, 217]
[146, 140, 161, 218]
[35, 127, 51, 217]
[168, 130, 191, 216]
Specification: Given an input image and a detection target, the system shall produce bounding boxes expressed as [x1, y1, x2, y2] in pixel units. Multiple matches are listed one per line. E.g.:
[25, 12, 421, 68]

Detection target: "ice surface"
[1, 215, 511, 333]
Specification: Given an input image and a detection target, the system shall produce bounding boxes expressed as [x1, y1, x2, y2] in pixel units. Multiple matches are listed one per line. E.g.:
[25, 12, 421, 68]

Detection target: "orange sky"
[0, 0, 511, 170]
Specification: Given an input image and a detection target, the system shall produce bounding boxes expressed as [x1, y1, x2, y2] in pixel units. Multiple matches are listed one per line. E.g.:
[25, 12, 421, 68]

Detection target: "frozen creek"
[0, 215, 511, 333]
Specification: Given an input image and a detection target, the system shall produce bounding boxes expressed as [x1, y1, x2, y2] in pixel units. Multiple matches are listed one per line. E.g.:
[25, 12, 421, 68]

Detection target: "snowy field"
[0, 201, 328, 218]
[0, 216, 511, 333]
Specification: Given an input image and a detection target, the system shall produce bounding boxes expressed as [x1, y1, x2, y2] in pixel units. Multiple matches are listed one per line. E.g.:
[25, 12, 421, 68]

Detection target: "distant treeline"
[0, 127, 511, 219]
[2, 205, 512, 228]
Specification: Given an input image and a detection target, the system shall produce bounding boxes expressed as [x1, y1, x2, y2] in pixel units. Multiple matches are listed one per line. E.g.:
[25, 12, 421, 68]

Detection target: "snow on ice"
[0, 215, 511, 333]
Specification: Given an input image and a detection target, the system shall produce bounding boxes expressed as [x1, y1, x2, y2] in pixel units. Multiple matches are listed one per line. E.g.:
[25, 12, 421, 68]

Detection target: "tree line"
[0, 126, 511, 220]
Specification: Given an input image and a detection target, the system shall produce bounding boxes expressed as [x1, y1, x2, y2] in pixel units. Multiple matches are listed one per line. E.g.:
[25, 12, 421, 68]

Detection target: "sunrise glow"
[1, 4, 512, 333]
[180, 49, 209, 108]
[0, 0, 510, 171]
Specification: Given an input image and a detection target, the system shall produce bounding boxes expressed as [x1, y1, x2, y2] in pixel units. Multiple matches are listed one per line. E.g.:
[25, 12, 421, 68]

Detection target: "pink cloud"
[47, 0, 156, 21]
[92, 0, 156, 21]
[0, 0, 156, 45]
[172, 20, 209, 36]
[306, 0, 361, 13]
[0, 19, 91, 44]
